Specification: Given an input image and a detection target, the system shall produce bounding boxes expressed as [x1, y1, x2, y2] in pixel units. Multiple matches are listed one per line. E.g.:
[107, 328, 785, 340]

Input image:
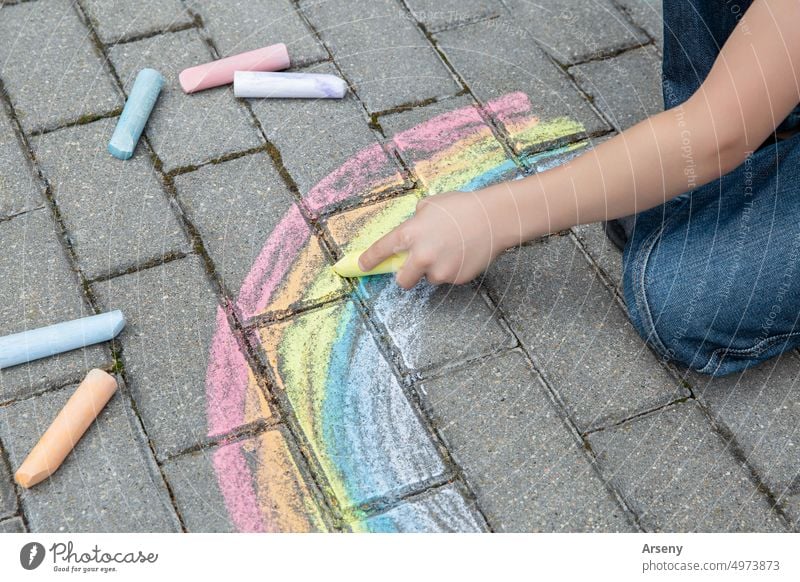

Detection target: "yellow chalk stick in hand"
[332, 251, 408, 277]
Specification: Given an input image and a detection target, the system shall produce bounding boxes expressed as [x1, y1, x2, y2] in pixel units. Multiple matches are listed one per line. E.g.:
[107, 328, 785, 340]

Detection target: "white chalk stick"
[233, 71, 348, 99]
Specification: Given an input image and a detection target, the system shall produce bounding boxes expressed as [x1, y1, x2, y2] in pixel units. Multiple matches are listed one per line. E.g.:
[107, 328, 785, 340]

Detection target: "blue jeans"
[622, 0, 800, 376]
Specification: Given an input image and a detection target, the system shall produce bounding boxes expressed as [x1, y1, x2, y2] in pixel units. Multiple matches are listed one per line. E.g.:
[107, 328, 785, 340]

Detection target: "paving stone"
[187, 0, 326, 67]
[615, 0, 663, 48]
[588, 401, 787, 532]
[0, 210, 110, 403]
[785, 495, 799, 531]
[173, 152, 347, 319]
[108, 29, 263, 173]
[82, 0, 193, 44]
[0, 446, 15, 519]
[520, 137, 624, 286]
[570, 46, 663, 131]
[360, 279, 514, 373]
[687, 355, 800, 503]
[0, 381, 181, 532]
[93, 256, 270, 459]
[0, 108, 43, 219]
[300, 0, 460, 112]
[163, 429, 327, 532]
[435, 19, 608, 155]
[355, 485, 485, 532]
[0, 0, 121, 133]
[572, 222, 623, 288]
[485, 235, 687, 432]
[503, 0, 648, 65]
[249, 61, 405, 217]
[325, 194, 515, 373]
[421, 350, 634, 531]
[257, 301, 446, 508]
[381, 95, 519, 196]
[404, 0, 500, 32]
[0, 516, 25, 532]
[33, 119, 190, 280]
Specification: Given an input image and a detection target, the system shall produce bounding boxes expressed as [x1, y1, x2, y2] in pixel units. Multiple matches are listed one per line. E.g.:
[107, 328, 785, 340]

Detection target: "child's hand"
[358, 187, 521, 289]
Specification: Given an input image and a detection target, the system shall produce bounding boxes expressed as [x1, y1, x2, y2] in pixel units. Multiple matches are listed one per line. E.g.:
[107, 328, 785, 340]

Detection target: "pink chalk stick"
[179, 43, 290, 94]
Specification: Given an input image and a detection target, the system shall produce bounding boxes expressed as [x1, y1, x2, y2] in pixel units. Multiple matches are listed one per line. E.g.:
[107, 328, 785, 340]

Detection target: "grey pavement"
[300, 0, 460, 113]
[108, 28, 263, 173]
[0, 210, 110, 403]
[404, 0, 500, 33]
[434, 18, 609, 155]
[502, 0, 648, 65]
[186, 0, 328, 67]
[421, 350, 634, 532]
[0, 0, 795, 533]
[484, 235, 689, 433]
[0, 380, 181, 532]
[0, 107, 44, 220]
[0, 0, 122, 134]
[33, 118, 191, 280]
[82, 0, 193, 44]
[588, 401, 785, 532]
[92, 256, 236, 461]
[0, 516, 26, 533]
[570, 45, 663, 131]
[615, 0, 664, 49]
[248, 60, 407, 216]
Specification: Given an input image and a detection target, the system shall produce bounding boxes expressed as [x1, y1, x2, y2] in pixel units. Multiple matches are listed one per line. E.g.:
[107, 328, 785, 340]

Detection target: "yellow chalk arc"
[332, 251, 408, 277]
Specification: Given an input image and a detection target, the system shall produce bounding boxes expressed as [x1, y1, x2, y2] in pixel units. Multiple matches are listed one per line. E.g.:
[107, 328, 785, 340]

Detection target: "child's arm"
[360, 0, 800, 289]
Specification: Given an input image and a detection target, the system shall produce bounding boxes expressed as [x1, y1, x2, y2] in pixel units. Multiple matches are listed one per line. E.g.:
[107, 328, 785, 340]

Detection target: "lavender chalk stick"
[233, 71, 348, 99]
[0, 311, 125, 370]
[108, 68, 164, 160]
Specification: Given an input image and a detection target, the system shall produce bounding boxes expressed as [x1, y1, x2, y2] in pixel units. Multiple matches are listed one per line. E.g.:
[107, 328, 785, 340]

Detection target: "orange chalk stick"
[14, 369, 118, 488]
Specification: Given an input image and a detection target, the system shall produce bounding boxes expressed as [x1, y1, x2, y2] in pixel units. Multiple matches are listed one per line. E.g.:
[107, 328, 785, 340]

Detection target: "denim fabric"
[621, 0, 800, 376]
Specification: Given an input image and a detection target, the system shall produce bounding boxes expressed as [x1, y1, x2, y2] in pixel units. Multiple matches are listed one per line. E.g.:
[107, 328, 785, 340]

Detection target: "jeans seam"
[630, 198, 692, 363]
[698, 330, 800, 375]
[631, 222, 673, 360]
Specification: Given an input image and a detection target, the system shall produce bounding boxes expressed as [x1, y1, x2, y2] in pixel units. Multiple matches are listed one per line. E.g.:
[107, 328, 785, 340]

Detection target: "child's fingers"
[358, 226, 407, 271]
[395, 259, 426, 289]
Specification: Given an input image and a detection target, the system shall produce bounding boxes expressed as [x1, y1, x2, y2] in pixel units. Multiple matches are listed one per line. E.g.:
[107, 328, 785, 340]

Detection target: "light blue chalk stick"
[0, 310, 126, 370]
[108, 68, 164, 160]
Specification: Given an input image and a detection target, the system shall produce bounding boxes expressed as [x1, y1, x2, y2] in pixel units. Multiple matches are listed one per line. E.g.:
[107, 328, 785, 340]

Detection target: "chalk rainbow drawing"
[205, 92, 588, 532]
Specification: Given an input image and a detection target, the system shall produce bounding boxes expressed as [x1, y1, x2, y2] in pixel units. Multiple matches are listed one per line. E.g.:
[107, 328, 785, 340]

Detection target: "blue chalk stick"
[0, 310, 126, 370]
[108, 68, 164, 160]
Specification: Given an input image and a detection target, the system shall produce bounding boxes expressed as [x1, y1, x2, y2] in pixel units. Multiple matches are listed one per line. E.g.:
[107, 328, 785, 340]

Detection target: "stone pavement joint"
[613, 0, 665, 49]
[0, 516, 26, 533]
[569, 45, 663, 132]
[163, 427, 330, 532]
[420, 350, 637, 531]
[588, 401, 789, 532]
[187, 0, 328, 68]
[354, 483, 487, 532]
[0, 210, 111, 403]
[299, 0, 461, 113]
[33, 118, 192, 281]
[0, 102, 44, 220]
[0, 379, 182, 532]
[402, 0, 501, 34]
[80, 0, 195, 45]
[501, 0, 649, 66]
[0, 0, 122, 134]
[484, 235, 689, 434]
